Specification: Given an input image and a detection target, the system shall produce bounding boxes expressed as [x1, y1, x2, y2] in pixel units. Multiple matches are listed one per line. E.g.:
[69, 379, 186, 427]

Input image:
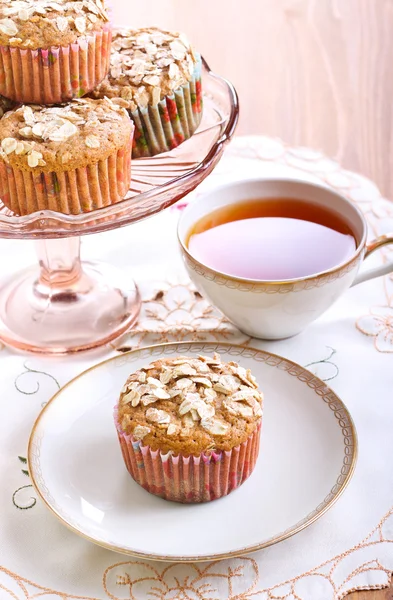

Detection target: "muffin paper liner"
[0, 26, 112, 105]
[130, 56, 203, 158]
[115, 409, 262, 503]
[0, 131, 133, 215]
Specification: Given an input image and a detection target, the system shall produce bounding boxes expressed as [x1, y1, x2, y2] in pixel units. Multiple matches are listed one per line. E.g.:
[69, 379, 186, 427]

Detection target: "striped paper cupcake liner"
[0, 26, 112, 105]
[130, 56, 203, 158]
[115, 412, 262, 504]
[0, 132, 133, 215]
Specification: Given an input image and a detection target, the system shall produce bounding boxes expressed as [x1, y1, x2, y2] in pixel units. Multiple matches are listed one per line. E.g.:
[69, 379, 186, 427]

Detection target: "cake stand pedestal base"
[0, 237, 141, 355]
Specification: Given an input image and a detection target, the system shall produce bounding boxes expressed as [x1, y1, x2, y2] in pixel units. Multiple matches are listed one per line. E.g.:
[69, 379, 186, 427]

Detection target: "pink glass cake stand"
[0, 59, 239, 355]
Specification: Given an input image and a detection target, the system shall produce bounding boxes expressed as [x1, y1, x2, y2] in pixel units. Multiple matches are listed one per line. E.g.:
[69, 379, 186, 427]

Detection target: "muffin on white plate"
[114, 353, 263, 503]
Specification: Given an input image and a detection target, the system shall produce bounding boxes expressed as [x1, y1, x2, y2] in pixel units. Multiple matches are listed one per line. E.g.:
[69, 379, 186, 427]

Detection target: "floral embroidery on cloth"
[357, 306, 393, 352]
[2, 506, 393, 599]
[113, 279, 250, 351]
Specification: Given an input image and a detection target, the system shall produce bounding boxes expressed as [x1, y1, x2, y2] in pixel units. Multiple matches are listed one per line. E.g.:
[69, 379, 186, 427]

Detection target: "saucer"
[28, 342, 357, 562]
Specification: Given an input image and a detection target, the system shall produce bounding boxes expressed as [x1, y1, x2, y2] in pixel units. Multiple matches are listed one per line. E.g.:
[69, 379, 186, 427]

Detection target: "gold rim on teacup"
[177, 178, 393, 339]
[178, 178, 392, 289]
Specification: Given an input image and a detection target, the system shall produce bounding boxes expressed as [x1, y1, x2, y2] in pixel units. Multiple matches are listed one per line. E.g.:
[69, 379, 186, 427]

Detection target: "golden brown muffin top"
[117, 354, 263, 456]
[0, 0, 109, 50]
[0, 97, 132, 172]
[91, 27, 199, 111]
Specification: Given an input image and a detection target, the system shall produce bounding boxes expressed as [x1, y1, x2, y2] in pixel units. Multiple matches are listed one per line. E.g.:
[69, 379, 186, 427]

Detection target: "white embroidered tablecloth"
[1, 136, 393, 600]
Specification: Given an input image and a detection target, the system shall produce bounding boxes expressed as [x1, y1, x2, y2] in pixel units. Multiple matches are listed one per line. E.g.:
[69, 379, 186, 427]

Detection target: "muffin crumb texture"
[0, 97, 132, 172]
[117, 353, 263, 455]
[92, 27, 198, 110]
[0, 0, 109, 49]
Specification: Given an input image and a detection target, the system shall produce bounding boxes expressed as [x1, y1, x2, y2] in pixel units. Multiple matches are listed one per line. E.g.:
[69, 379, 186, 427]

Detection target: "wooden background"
[113, 0, 393, 201]
[113, 1, 393, 597]
[348, 584, 393, 600]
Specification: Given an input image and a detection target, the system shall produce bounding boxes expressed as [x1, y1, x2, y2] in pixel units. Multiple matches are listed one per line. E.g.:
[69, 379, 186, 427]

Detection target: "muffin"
[0, 97, 133, 215]
[91, 27, 203, 158]
[115, 353, 263, 503]
[0, 0, 112, 104]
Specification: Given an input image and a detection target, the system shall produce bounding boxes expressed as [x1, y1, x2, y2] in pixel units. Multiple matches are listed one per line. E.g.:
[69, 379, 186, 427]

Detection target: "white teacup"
[178, 178, 393, 339]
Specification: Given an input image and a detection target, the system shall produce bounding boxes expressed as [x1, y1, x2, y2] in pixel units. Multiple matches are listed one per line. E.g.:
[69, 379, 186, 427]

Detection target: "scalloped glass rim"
[0, 58, 239, 239]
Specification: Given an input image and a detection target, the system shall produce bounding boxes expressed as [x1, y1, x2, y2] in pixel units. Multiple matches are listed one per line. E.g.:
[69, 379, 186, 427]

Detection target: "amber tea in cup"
[179, 178, 393, 339]
[187, 198, 357, 280]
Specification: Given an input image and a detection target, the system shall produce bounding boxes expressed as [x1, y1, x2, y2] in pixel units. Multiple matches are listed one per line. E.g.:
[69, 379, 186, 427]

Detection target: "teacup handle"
[352, 234, 393, 286]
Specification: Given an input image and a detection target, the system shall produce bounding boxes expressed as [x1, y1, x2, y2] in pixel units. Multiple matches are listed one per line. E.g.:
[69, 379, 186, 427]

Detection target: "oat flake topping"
[0, 0, 108, 39]
[119, 353, 263, 445]
[93, 27, 198, 109]
[0, 97, 126, 168]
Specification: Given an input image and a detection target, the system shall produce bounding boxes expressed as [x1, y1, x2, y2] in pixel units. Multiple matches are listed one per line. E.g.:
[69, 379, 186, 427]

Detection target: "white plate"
[28, 342, 357, 562]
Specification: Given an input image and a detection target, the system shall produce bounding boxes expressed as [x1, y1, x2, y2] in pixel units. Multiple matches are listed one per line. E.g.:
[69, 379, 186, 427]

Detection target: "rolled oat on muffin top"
[93, 27, 199, 109]
[0, 97, 131, 171]
[117, 353, 263, 456]
[0, 0, 112, 104]
[0, 0, 109, 49]
[91, 27, 203, 157]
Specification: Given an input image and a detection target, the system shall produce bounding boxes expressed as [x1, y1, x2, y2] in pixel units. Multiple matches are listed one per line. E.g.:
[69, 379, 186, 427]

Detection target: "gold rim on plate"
[28, 341, 358, 563]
